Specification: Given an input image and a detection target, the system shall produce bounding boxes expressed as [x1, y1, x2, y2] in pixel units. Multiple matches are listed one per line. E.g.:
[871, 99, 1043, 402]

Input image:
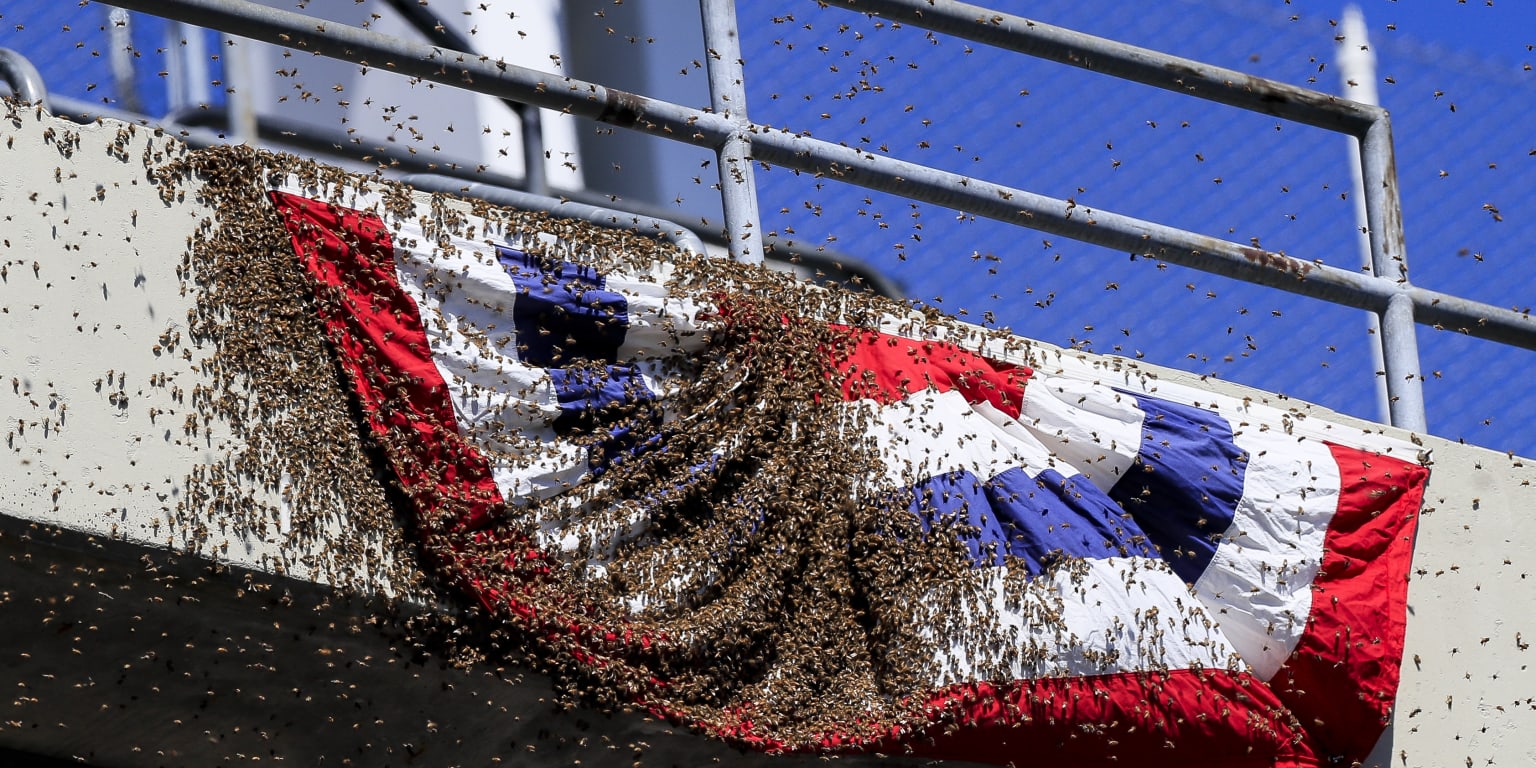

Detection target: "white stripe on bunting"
[913, 557, 1242, 685]
[1196, 418, 1336, 680]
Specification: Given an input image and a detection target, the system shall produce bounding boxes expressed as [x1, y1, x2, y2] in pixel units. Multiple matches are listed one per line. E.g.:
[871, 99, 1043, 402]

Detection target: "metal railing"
[36, 89, 902, 298]
[85, 0, 1536, 433]
[0, 47, 49, 110]
[399, 174, 708, 255]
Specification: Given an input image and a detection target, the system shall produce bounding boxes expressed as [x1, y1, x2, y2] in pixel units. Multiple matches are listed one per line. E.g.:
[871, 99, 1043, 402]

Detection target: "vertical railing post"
[515, 103, 549, 197]
[1338, 6, 1392, 424]
[1359, 115, 1427, 432]
[222, 33, 258, 144]
[699, 1, 764, 264]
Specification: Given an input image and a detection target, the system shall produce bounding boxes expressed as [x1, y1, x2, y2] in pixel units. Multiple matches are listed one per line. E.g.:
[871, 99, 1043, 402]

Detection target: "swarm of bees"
[149, 142, 1062, 751]
[154, 145, 430, 601]
[152, 142, 1326, 760]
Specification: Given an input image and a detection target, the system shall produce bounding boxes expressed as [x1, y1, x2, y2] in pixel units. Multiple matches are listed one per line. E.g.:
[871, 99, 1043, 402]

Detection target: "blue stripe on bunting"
[588, 424, 665, 477]
[498, 246, 629, 367]
[994, 468, 1157, 569]
[909, 471, 1008, 567]
[1108, 394, 1248, 585]
[909, 467, 1155, 576]
[547, 365, 661, 478]
[549, 365, 657, 431]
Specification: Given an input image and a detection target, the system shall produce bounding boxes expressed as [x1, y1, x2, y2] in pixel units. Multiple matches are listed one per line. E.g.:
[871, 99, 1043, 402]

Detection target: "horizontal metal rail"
[399, 174, 708, 255]
[54, 95, 904, 298]
[102, 0, 737, 146]
[165, 103, 533, 188]
[834, 0, 1383, 136]
[96, 0, 1536, 431]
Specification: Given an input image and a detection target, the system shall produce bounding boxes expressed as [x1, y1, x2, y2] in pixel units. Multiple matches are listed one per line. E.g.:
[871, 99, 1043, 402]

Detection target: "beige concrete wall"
[3, 105, 1533, 767]
[0, 102, 415, 596]
[0, 105, 240, 553]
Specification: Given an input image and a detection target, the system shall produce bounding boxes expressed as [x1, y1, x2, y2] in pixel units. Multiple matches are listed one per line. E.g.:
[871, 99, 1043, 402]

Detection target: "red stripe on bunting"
[716, 669, 1321, 768]
[270, 191, 658, 660]
[1269, 443, 1426, 763]
[831, 327, 1031, 417]
[268, 191, 507, 534]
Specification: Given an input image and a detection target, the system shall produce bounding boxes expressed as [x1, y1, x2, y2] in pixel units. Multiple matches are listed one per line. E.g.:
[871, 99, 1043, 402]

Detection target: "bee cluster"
[155, 145, 430, 599]
[157, 142, 1187, 757]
